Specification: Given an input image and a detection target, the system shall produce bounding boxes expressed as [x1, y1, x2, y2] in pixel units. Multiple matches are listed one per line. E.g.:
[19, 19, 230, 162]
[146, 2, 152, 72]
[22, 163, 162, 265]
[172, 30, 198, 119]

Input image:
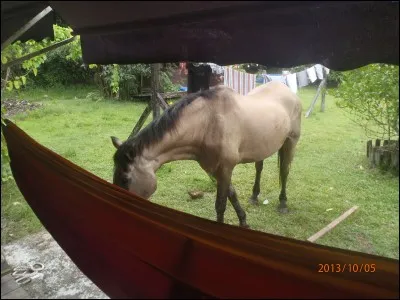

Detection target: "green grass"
[1, 85, 398, 260]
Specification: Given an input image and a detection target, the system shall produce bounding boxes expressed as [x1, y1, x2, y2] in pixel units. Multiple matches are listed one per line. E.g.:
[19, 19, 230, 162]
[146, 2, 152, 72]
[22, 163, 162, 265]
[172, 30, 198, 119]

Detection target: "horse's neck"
[141, 129, 201, 172]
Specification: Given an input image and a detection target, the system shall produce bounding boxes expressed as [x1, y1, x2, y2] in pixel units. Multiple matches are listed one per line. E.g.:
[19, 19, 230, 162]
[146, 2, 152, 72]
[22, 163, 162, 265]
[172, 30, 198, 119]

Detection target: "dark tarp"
[1, 1, 54, 44]
[2, 1, 399, 71]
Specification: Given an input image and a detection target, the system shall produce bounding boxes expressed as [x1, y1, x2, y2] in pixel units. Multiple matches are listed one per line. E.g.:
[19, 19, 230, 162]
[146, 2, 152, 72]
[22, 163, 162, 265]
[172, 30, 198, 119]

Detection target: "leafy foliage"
[1, 25, 84, 182]
[25, 25, 94, 87]
[330, 64, 399, 140]
[92, 63, 179, 100]
[1, 25, 84, 91]
[1, 39, 49, 91]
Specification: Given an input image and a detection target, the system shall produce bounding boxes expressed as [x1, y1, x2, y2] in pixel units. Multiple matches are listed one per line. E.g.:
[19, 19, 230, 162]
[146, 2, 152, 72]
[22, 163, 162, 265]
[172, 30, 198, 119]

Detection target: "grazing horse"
[111, 81, 302, 228]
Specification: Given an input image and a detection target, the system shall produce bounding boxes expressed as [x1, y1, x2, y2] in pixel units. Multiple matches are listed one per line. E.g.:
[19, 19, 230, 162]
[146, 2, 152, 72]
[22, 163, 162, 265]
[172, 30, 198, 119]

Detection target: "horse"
[111, 81, 302, 228]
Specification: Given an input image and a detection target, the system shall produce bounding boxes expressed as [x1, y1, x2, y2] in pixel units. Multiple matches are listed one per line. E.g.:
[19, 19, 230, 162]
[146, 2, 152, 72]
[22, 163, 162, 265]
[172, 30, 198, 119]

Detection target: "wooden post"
[391, 147, 399, 174]
[320, 89, 326, 112]
[320, 68, 327, 112]
[367, 140, 372, 158]
[1, 67, 11, 99]
[156, 93, 170, 110]
[151, 64, 161, 119]
[305, 77, 327, 118]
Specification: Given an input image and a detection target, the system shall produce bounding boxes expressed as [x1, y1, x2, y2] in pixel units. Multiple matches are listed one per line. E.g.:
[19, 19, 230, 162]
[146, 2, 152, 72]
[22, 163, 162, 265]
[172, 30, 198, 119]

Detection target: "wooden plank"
[128, 105, 151, 139]
[369, 146, 376, 167]
[320, 68, 327, 112]
[305, 77, 327, 118]
[391, 148, 399, 173]
[367, 140, 372, 158]
[156, 93, 169, 110]
[2, 37, 76, 69]
[136, 91, 186, 100]
[374, 148, 381, 166]
[2, 6, 53, 51]
[307, 206, 359, 243]
[151, 64, 161, 119]
[320, 89, 326, 112]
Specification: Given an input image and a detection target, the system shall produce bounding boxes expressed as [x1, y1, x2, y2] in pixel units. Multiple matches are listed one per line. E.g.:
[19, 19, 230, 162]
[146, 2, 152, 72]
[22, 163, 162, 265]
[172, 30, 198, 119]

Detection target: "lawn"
[1, 84, 399, 260]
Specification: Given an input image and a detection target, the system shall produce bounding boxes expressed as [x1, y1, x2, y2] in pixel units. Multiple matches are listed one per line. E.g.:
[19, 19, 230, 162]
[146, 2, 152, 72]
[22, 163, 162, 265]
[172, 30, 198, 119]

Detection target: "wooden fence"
[367, 139, 399, 175]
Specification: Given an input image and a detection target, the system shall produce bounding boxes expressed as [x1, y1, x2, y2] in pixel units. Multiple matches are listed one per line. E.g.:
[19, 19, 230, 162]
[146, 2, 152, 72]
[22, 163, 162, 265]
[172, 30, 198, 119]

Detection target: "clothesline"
[262, 64, 331, 94]
[179, 63, 329, 96]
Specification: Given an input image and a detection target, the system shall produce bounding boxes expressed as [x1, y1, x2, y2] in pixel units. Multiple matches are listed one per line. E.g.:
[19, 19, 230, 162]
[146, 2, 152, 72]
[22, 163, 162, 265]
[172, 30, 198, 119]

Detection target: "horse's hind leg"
[249, 160, 264, 205]
[278, 137, 298, 214]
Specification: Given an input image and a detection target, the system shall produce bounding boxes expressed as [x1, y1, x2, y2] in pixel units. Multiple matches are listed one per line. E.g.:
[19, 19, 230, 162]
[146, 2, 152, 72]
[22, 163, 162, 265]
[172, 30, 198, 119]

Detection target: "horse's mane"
[113, 86, 224, 168]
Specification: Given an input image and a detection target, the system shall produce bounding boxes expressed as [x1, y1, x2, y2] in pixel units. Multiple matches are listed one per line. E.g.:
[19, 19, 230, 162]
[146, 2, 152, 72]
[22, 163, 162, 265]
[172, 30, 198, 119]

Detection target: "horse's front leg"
[228, 184, 249, 228]
[214, 167, 233, 224]
[215, 180, 229, 224]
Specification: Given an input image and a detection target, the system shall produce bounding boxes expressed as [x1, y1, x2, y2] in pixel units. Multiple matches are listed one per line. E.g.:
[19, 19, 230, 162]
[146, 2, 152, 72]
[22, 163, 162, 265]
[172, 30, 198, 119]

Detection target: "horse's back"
[247, 81, 301, 112]
[232, 82, 302, 162]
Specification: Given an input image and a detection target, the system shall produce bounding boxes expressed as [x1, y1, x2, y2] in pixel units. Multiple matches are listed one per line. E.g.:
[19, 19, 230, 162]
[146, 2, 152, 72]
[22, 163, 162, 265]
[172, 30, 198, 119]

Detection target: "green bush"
[27, 46, 95, 87]
[330, 64, 399, 140]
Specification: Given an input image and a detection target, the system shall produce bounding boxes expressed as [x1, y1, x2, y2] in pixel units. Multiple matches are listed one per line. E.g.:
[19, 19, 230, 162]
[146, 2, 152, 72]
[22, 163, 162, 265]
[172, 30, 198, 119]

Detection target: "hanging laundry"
[297, 70, 309, 88]
[261, 74, 270, 84]
[223, 67, 256, 95]
[266, 74, 287, 84]
[315, 64, 324, 80]
[306, 66, 317, 83]
[179, 62, 187, 75]
[286, 73, 298, 94]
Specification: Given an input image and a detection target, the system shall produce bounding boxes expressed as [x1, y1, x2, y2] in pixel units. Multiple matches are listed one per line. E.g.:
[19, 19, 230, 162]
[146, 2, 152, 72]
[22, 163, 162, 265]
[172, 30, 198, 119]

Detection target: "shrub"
[330, 64, 399, 141]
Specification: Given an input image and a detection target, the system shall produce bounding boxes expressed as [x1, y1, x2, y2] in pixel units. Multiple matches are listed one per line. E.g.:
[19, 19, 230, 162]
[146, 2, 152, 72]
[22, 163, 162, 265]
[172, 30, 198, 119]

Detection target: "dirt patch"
[2, 99, 43, 117]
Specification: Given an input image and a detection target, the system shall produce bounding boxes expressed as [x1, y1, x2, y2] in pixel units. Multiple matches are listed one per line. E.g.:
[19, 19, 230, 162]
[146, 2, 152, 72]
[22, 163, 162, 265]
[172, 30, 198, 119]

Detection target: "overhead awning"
[1, 1, 54, 45]
[2, 1, 399, 71]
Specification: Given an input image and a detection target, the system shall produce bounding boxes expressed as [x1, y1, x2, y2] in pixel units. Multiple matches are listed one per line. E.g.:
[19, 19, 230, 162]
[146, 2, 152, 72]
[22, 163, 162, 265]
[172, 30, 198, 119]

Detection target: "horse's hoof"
[240, 223, 250, 229]
[278, 207, 289, 214]
[248, 197, 259, 206]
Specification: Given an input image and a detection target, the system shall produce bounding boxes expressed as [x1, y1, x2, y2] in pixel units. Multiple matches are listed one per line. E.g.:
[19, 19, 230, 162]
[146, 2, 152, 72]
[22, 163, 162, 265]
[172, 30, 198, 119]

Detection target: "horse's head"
[111, 136, 157, 199]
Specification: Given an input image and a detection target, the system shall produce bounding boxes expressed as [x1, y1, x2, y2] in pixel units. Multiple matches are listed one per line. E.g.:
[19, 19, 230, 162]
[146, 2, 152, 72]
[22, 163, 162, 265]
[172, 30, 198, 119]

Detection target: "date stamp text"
[317, 263, 376, 273]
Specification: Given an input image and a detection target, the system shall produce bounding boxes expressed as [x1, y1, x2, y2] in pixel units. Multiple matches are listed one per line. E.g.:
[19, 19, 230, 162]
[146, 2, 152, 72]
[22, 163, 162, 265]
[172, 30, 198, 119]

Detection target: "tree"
[1, 25, 82, 92]
[1, 25, 82, 183]
[330, 64, 399, 141]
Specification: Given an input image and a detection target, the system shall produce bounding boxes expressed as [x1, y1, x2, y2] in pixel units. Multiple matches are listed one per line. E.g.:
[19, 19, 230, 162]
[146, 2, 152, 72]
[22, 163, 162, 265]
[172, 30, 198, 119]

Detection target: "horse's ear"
[111, 136, 122, 149]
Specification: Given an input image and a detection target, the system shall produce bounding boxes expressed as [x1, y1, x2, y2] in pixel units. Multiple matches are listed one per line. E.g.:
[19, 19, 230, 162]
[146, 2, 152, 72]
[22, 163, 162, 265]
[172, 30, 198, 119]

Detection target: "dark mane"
[113, 86, 223, 168]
